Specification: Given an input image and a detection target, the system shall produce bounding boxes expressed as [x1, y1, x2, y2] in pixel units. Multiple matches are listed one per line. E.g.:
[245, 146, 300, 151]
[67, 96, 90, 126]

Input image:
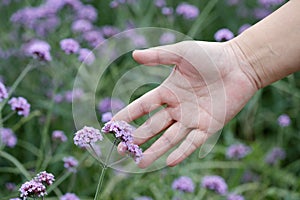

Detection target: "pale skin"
[113, 0, 300, 168]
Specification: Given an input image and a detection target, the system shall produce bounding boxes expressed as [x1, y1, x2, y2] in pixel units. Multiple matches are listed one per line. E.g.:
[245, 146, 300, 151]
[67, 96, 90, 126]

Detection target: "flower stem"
[94, 139, 117, 200]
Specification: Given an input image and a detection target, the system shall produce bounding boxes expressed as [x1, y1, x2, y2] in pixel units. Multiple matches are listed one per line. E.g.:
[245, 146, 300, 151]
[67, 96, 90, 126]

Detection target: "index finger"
[112, 87, 164, 123]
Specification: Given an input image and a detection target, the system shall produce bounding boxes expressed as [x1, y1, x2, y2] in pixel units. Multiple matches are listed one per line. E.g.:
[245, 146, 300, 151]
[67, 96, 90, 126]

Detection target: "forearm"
[230, 0, 300, 89]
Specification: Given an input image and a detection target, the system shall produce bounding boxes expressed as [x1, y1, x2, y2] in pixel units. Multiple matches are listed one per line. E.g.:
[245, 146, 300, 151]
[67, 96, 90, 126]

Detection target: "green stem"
[0, 150, 31, 180]
[94, 139, 117, 200]
[0, 111, 16, 124]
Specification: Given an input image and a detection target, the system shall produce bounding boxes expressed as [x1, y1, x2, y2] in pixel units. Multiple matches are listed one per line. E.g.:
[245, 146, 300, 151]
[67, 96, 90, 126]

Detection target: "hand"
[113, 40, 258, 168]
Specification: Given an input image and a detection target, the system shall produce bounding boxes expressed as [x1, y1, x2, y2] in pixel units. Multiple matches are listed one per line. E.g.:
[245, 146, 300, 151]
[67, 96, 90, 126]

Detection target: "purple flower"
[154, 0, 166, 7]
[226, 0, 240, 6]
[52, 130, 67, 142]
[75, 4, 98, 22]
[238, 24, 251, 34]
[176, 3, 199, 20]
[161, 7, 174, 16]
[74, 126, 103, 148]
[64, 88, 84, 102]
[253, 8, 271, 20]
[101, 25, 120, 38]
[78, 48, 95, 65]
[24, 40, 52, 61]
[83, 30, 104, 47]
[102, 120, 143, 164]
[0, 81, 8, 101]
[172, 176, 195, 193]
[241, 170, 259, 183]
[98, 97, 125, 113]
[5, 182, 16, 191]
[265, 147, 286, 165]
[227, 193, 245, 200]
[19, 180, 47, 198]
[63, 156, 79, 172]
[159, 32, 176, 45]
[101, 112, 113, 123]
[60, 193, 80, 200]
[60, 38, 80, 54]
[214, 28, 234, 42]
[277, 114, 291, 127]
[201, 175, 228, 195]
[8, 97, 30, 117]
[134, 196, 153, 200]
[34, 171, 55, 186]
[0, 128, 17, 148]
[259, 0, 284, 7]
[71, 19, 93, 33]
[226, 143, 251, 159]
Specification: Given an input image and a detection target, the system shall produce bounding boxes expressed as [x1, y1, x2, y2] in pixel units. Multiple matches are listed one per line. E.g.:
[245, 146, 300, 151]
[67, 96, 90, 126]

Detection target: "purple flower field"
[0, 0, 299, 199]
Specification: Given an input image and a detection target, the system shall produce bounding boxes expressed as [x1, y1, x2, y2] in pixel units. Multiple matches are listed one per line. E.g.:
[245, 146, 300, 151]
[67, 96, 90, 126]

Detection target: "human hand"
[113, 40, 258, 168]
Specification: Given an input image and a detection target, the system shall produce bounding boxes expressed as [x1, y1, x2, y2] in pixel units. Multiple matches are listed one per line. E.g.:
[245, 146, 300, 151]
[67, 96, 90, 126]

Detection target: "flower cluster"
[8, 97, 30, 117]
[172, 176, 195, 193]
[52, 130, 67, 143]
[226, 143, 251, 160]
[19, 171, 55, 199]
[176, 2, 199, 20]
[0, 128, 17, 148]
[265, 147, 286, 165]
[277, 114, 291, 127]
[102, 120, 143, 164]
[63, 156, 79, 173]
[201, 175, 228, 195]
[60, 38, 80, 54]
[73, 126, 103, 148]
[98, 97, 125, 123]
[0, 81, 8, 102]
[24, 40, 52, 61]
[60, 193, 80, 200]
[214, 28, 234, 42]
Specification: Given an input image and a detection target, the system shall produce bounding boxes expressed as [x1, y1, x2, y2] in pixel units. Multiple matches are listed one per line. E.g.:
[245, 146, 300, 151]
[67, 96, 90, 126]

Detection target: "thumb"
[132, 43, 183, 66]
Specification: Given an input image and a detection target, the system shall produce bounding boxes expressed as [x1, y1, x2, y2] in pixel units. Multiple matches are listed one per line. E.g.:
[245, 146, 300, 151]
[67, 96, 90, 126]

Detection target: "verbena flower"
[253, 8, 271, 20]
[60, 193, 80, 200]
[73, 126, 103, 148]
[265, 147, 286, 165]
[134, 196, 153, 200]
[201, 175, 228, 195]
[102, 120, 143, 164]
[176, 2, 199, 20]
[60, 38, 80, 54]
[64, 88, 84, 102]
[154, 0, 166, 7]
[19, 180, 47, 198]
[5, 182, 16, 191]
[83, 30, 104, 48]
[227, 193, 245, 200]
[8, 97, 30, 117]
[161, 7, 174, 16]
[0, 128, 17, 148]
[63, 156, 79, 173]
[226, 143, 251, 159]
[172, 176, 195, 193]
[238, 24, 251, 34]
[159, 32, 176, 45]
[75, 4, 98, 22]
[214, 28, 234, 42]
[98, 97, 125, 113]
[241, 170, 260, 183]
[34, 171, 55, 185]
[0, 81, 8, 101]
[101, 25, 120, 38]
[72, 19, 93, 33]
[78, 48, 95, 65]
[259, 0, 284, 7]
[24, 40, 52, 61]
[101, 112, 113, 123]
[52, 130, 68, 142]
[277, 114, 291, 127]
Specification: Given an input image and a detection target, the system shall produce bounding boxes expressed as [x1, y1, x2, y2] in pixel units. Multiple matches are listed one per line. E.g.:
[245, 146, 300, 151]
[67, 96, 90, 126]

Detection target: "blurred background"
[0, 0, 299, 199]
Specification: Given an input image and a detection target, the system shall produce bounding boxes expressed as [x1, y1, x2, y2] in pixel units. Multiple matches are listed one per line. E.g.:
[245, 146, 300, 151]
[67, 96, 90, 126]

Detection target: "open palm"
[113, 40, 258, 168]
